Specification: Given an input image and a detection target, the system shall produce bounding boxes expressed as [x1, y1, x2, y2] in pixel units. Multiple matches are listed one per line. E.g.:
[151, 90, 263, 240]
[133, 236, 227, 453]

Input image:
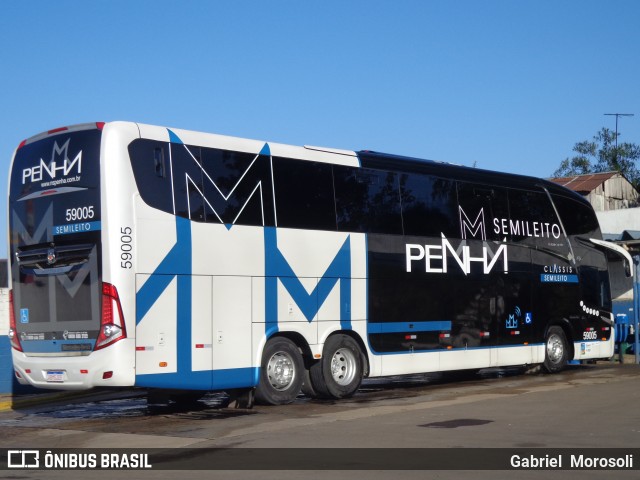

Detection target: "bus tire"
[543, 326, 569, 373]
[310, 334, 363, 399]
[301, 368, 319, 398]
[255, 337, 304, 405]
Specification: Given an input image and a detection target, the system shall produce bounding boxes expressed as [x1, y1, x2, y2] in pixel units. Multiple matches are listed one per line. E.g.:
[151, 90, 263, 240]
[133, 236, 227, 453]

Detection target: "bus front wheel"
[255, 337, 304, 405]
[309, 334, 364, 399]
[543, 326, 569, 373]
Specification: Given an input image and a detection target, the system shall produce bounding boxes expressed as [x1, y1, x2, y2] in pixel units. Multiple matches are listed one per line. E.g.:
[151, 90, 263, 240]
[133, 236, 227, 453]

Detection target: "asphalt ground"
[1, 360, 638, 480]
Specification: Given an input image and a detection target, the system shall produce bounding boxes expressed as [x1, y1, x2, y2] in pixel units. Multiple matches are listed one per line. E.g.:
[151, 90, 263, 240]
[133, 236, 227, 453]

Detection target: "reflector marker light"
[102, 371, 113, 380]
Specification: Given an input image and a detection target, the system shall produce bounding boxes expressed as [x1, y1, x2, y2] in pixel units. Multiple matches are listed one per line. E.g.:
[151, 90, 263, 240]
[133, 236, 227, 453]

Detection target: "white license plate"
[46, 371, 64, 382]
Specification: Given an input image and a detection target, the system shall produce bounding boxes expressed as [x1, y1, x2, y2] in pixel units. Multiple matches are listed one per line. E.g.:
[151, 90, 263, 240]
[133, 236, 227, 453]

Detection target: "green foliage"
[553, 128, 640, 187]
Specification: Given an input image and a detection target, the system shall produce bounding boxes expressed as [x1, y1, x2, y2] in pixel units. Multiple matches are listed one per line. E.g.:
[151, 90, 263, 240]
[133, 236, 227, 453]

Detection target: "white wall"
[596, 208, 640, 235]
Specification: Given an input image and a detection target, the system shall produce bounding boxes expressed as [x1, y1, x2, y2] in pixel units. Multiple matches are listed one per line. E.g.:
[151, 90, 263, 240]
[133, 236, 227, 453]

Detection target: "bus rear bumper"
[11, 339, 135, 390]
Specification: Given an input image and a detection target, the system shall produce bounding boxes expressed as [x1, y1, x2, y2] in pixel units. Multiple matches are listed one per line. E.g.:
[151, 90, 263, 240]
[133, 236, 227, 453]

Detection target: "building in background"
[550, 171, 639, 211]
[550, 171, 640, 359]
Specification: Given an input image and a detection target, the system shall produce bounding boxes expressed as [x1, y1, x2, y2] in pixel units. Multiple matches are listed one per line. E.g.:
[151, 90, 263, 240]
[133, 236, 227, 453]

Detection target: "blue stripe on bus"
[368, 321, 453, 334]
[168, 128, 183, 144]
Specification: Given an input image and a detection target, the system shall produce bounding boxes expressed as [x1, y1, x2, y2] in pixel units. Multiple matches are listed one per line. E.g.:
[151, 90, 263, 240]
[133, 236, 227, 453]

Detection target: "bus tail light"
[8, 290, 22, 352]
[95, 283, 127, 351]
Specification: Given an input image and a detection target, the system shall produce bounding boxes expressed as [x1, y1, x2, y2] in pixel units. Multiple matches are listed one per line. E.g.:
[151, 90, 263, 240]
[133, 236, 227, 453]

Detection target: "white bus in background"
[8, 122, 629, 406]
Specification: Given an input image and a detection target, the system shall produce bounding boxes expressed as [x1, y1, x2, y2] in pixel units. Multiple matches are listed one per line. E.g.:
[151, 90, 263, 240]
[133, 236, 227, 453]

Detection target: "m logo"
[167, 130, 275, 227]
[264, 228, 352, 335]
[459, 207, 486, 240]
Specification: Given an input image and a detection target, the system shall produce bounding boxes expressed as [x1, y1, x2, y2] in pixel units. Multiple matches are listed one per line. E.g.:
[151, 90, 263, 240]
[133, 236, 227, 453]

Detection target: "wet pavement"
[1, 363, 638, 479]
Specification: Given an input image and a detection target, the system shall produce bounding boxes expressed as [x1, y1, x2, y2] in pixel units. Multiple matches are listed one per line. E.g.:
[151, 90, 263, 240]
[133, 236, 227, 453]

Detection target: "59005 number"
[121, 227, 133, 269]
[66, 206, 94, 221]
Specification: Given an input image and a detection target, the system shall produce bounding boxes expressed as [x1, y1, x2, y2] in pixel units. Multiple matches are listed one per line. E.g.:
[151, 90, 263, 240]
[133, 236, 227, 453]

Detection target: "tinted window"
[552, 194, 600, 237]
[273, 157, 336, 231]
[507, 189, 565, 250]
[400, 174, 458, 237]
[171, 143, 206, 222]
[200, 147, 274, 227]
[579, 251, 611, 310]
[334, 166, 402, 235]
[129, 139, 174, 215]
[456, 182, 509, 241]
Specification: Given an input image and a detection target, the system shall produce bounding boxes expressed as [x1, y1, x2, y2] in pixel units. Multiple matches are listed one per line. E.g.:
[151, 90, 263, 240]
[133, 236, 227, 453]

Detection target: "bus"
[8, 121, 632, 406]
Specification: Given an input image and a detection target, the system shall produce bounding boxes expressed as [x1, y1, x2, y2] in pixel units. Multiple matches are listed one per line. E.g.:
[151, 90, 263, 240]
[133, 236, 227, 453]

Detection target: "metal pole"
[604, 113, 634, 165]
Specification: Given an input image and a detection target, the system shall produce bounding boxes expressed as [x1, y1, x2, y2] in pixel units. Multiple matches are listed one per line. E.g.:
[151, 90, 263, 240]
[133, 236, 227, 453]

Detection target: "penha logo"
[405, 235, 508, 275]
[22, 139, 82, 185]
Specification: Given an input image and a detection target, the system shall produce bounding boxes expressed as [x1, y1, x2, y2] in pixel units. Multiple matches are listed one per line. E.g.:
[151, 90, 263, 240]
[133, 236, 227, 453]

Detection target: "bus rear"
[8, 123, 131, 389]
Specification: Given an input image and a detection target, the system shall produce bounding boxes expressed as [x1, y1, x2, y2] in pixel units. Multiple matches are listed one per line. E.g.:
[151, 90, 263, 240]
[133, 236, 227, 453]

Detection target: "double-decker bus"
[7, 121, 631, 406]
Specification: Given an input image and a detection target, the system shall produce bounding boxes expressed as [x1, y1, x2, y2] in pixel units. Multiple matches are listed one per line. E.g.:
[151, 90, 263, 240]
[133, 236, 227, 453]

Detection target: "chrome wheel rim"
[546, 333, 564, 364]
[330, 348, 357, 386]
[266, 351, 296, 391]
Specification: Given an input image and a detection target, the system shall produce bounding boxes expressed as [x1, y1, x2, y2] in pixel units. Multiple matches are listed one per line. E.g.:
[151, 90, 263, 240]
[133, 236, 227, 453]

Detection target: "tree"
[553, 127, 640, 187]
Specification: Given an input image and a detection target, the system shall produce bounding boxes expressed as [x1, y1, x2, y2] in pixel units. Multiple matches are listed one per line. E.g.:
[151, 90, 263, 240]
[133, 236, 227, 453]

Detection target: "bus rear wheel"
[543, 326, 569, 373]
[309, 334, 363, 399]
[255, 337, 304, 405]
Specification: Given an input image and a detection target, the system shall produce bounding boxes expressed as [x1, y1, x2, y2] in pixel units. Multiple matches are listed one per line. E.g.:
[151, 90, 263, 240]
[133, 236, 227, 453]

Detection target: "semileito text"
[493, 218, 562, 239]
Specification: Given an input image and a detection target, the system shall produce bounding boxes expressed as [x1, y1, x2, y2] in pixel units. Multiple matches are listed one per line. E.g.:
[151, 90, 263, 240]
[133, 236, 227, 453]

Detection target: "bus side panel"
[135, 274, 178, 377]
[134, 201, 263, 390]
[261, 228, 368, 359]
[211, 276, 254, 388]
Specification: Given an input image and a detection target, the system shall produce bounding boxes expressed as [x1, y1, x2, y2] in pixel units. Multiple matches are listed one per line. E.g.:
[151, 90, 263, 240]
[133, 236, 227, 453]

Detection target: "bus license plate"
[46, 371, 64, 382]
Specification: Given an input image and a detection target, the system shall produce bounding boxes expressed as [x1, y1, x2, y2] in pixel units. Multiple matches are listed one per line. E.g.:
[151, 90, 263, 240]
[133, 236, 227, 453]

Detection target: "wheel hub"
[267, 352, 295, 390]
[330, 348, 357, 386]
[547, 333, 564, 364]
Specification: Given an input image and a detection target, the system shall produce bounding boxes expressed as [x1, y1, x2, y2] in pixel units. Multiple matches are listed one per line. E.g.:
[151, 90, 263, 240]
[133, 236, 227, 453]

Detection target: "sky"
[1, 0, 639, 255]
